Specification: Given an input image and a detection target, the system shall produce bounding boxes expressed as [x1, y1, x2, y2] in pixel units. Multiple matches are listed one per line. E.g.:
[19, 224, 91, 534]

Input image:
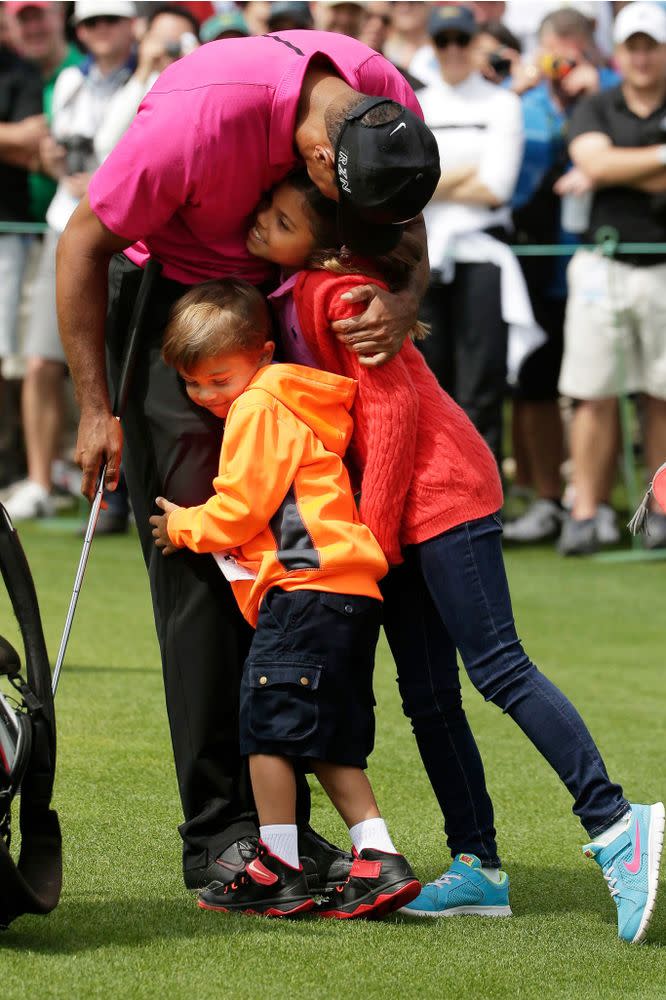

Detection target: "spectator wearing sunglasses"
[418, 4, 530, 468]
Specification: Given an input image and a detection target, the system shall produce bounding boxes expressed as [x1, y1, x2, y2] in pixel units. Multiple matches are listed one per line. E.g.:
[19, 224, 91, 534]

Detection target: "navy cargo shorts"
[239, 587, 382, 768]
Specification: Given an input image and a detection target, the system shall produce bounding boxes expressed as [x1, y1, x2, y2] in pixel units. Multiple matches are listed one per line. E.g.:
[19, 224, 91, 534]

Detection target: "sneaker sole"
[632, 801, 665, 944]
[400, 904, 512, 918]
[198, 896, 315, 918]
[318, 879, 421, 920]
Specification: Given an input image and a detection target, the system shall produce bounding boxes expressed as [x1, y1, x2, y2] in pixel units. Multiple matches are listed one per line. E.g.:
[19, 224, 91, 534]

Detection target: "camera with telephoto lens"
[488, 50, 513, 80]
[539, 54, 577, 82]
[164, 31, 198, 59]
[62, 134, 94, 175]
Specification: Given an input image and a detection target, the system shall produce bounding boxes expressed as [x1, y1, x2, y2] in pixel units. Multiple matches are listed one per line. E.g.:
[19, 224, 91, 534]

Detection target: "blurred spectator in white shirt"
[419, 3, 529, 467]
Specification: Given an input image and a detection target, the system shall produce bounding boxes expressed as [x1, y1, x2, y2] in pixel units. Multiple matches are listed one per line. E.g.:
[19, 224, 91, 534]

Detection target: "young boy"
[149, 278, 420, 919]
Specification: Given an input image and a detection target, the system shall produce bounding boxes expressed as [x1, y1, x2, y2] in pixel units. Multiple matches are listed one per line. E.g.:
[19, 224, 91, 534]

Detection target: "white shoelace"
[434, 872, 463, 887]
[603, 864, 619, 898]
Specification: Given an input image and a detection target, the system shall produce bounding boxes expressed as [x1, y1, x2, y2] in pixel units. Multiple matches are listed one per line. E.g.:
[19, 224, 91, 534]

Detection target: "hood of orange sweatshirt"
[246, 363, 357, 458]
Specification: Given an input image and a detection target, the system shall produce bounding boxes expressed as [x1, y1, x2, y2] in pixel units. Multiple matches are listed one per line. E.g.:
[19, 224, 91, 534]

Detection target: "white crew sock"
[259, 824, 300, 868]
[481, 866, 503, 884]
[349, 817, 396, 855]
[592, 811, 632, 848]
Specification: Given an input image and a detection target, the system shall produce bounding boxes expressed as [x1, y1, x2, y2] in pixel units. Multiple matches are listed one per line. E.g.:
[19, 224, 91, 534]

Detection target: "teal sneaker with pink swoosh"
[583, 802, 665, 943]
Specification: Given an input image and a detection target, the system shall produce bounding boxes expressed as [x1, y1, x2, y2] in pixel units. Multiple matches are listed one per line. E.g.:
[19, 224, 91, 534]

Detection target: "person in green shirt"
[5, 1, 84, 221]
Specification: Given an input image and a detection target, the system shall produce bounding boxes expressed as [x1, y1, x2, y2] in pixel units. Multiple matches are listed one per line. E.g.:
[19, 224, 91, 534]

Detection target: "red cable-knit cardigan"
[293, 269, 504, 565]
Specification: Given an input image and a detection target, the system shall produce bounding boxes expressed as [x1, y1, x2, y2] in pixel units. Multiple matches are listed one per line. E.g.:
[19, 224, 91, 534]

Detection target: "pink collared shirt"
[88, 31, 423, 285]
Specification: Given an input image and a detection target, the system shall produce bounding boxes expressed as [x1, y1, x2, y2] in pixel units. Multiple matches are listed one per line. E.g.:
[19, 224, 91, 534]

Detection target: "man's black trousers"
[419, 261, 508, 466]
[105, 255, 309, 877]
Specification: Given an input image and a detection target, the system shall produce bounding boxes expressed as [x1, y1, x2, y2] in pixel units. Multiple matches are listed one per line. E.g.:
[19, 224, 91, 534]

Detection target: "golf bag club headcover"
[0, 503, 61, 929]
[628, 461, 666, 534]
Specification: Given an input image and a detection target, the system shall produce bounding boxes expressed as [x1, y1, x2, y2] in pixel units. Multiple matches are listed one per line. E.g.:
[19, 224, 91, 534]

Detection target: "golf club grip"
[112, 257, 162, 418]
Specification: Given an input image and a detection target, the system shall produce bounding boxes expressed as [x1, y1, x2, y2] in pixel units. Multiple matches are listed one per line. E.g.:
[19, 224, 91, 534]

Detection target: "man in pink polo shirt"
[55, 29, 439, 892]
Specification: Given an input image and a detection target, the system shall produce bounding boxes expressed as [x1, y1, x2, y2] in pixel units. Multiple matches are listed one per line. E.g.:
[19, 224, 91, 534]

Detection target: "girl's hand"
[149, 496, 183, 556]
[330, 285, 418, 367]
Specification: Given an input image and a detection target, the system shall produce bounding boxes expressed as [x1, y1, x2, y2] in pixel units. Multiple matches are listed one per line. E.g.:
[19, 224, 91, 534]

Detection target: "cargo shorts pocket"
[245, 661, 322, 743]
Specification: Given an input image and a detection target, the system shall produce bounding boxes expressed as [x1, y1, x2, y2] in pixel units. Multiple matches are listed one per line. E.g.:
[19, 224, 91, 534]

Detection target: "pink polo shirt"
[88, 31, 423, 285]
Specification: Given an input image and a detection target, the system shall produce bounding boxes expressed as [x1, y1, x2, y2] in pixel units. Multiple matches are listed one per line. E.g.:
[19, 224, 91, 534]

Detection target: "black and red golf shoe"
[197, 841, 316, 917]
[317, 848, 421, 919]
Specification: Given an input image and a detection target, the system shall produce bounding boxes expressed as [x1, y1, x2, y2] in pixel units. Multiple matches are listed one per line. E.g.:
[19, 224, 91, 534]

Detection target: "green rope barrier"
[2, 219, 666, 252]
[510, 239, 666, 256]
[0, 221, 48, 235]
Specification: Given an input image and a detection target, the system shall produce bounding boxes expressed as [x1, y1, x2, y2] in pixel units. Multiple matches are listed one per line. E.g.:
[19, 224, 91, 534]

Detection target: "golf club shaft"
[51, 466, 106, 695]
[52, 258, 162, 696]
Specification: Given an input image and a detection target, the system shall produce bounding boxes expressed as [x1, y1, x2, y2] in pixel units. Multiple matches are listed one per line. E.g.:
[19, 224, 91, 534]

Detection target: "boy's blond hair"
[163, 278, 271, 372]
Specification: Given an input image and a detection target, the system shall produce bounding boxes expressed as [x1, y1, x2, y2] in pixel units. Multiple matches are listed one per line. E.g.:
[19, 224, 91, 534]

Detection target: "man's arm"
[434, 165, 503, 207]
[329, 215, 429, 367]
[56, 195, 131, 500]
[0, 116, 49, 169]
[569, 131, 666, 188]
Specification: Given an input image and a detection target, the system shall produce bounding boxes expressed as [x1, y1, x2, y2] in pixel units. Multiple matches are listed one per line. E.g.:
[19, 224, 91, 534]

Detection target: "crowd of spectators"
[1, 0, 665, 555]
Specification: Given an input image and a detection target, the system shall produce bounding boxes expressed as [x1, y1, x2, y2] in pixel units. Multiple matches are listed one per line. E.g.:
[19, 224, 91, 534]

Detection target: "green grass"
[0, 524, 664, 999]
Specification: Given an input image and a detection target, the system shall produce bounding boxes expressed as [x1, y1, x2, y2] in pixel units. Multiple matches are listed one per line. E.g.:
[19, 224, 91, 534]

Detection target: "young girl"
[245, 171, 664, 943]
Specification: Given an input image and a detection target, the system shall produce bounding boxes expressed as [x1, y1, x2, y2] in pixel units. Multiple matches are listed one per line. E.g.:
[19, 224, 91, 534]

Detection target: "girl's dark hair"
[286, 170, 429, 339]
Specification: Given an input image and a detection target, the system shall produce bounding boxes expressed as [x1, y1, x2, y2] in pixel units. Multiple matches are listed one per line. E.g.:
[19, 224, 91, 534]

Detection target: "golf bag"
[0, 502, 61, 929]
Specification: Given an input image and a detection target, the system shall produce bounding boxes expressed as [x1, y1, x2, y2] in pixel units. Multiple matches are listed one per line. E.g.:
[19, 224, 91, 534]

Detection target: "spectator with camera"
[95, 4, 200, 162]
[473, 18, 523, 85]
[2, 1, 84, 495]
[4, 0, 137, 522]
[5, 1, 85, 223]
[559, 1, 666, 554]
[503, 6, 620, 546]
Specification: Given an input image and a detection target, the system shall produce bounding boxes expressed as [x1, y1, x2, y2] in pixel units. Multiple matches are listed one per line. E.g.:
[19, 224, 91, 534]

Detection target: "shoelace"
[433, 872, 463, 887]
[223, 872, 249, 894]
[602, 864, 619, 898]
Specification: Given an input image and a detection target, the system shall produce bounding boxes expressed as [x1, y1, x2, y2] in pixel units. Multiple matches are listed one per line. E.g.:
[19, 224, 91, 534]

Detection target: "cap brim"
[337, 200, 404, 256]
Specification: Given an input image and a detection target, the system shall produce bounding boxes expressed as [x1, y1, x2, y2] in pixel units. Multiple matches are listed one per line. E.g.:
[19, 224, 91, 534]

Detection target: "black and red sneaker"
[317, 848, 421, 920]
[197, 841, 315, 917]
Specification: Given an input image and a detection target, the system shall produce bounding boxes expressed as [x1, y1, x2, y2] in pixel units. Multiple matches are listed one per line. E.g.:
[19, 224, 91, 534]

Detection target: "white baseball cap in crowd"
[613, 1, 666, 45]
[72, 0, 137, 24]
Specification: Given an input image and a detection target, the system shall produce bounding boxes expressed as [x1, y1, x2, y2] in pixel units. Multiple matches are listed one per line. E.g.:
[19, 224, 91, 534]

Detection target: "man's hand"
[76, 408, 123, 502]
[330, 285, 418, 367]
[510, 61, 542, 95]
[553, 166, 594, 196]
[64, 171, 92, 199]
[0, 114, 49, 169]
[560, 63, 600, 99]
[39, 134, 66, 179]
[149, 497, 184, 556]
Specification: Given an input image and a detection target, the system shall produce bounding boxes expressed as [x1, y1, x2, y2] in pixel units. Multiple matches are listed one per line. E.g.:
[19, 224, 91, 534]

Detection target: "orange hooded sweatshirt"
[166, 363, 388, 626]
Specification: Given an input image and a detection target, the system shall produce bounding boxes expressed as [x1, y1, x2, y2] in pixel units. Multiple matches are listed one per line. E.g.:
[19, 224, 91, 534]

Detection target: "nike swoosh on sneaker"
[246, 858, 279, 886]
[623, 820, 642, 875]
[215, 858, 244, 873]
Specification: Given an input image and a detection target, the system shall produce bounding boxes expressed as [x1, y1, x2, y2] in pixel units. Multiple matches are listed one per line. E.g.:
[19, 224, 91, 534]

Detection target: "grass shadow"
[2, 862, 664, 955]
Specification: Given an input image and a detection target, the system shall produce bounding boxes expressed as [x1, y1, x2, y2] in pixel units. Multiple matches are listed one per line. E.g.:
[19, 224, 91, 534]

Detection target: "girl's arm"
[297, 272, 419, 565]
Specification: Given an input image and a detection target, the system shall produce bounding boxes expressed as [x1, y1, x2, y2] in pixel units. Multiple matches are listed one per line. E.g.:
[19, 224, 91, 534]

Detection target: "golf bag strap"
[0, 808, 62, 928]
[0, 505, 61, 927]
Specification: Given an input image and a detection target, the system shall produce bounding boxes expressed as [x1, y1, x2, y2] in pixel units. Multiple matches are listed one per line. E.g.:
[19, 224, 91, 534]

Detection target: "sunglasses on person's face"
[79, 15, 124, 29]
[434, 32, 472, 49]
